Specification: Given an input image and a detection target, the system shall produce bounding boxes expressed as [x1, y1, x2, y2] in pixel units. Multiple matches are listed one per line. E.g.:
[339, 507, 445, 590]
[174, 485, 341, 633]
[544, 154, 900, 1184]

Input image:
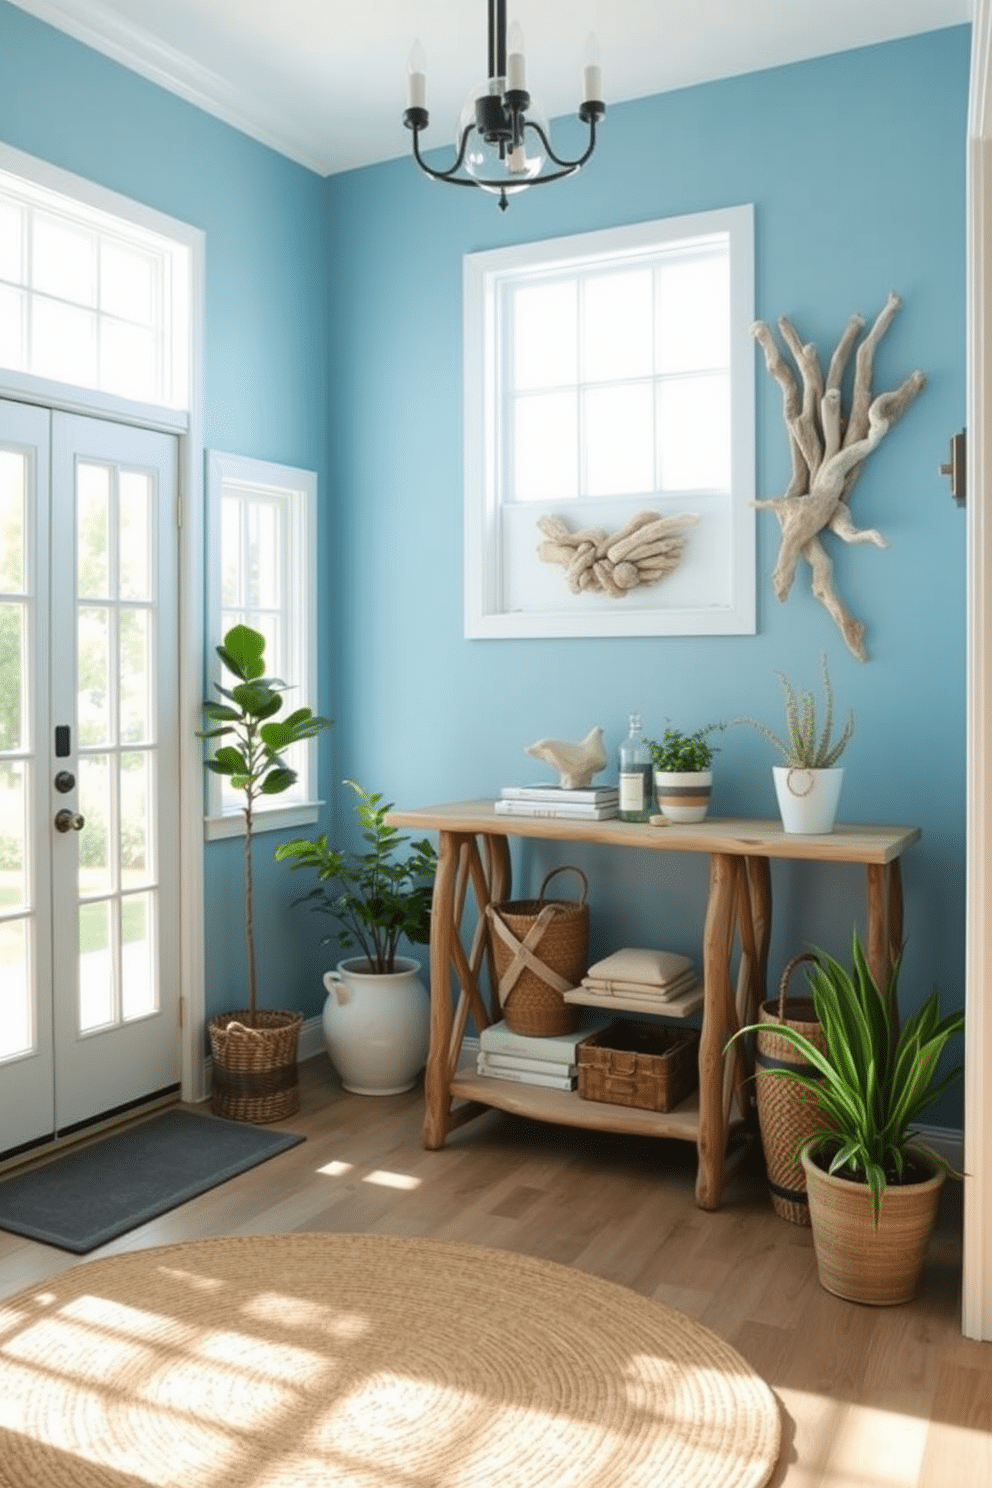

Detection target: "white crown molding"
[9, 0, 329, 173]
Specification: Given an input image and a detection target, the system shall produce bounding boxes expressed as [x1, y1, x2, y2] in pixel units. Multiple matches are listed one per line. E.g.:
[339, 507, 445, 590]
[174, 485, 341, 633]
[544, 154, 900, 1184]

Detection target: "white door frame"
[964, 1, 992, 1342]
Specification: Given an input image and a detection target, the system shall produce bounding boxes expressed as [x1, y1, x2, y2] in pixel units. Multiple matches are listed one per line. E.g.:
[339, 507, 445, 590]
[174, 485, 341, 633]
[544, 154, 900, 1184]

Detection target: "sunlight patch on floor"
[363, 1170, 421, 1191]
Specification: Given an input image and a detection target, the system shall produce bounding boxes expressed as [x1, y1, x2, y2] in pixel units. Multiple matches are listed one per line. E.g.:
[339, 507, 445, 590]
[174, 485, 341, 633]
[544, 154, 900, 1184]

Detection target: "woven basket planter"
[801, 1143, 944, 1305]
[755, 953, 829, 1225]
[208, 1009, 304, 1123]
[486, 866, 587, 1036]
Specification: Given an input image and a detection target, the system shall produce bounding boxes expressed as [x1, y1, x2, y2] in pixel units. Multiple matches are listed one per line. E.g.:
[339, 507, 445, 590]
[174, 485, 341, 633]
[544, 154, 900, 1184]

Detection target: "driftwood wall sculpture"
[752, 291, 925, 660]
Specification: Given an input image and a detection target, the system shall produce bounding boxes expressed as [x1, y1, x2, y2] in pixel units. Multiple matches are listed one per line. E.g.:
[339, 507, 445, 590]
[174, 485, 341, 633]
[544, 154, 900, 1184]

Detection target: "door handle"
[54, 809, 85, 833]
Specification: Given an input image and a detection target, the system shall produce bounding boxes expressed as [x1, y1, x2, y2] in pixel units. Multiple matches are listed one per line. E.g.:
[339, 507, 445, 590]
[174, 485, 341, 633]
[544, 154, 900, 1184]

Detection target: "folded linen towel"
[581, 970, 698, 1000]
[585, 947, 695, 988]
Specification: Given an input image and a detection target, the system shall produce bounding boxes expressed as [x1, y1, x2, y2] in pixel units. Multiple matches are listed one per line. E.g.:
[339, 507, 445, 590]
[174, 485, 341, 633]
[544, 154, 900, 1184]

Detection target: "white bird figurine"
[524, 726, 607, 790]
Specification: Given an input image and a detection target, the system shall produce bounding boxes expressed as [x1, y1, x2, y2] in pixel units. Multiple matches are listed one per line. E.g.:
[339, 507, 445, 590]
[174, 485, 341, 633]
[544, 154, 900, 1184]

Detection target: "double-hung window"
[464, 205, 755, 637]
[204, 451, 319, 838]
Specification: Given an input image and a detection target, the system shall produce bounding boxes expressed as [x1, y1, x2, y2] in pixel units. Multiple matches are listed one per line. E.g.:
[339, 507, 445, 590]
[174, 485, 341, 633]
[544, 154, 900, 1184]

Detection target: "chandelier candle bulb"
[507, 24, 527, 91]
[584, 35, 602, 103]
[407, 42, 427, 109]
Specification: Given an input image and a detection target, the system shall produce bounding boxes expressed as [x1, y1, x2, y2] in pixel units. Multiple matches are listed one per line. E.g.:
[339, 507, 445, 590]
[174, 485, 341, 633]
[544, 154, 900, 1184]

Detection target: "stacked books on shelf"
[564, 947, 704, 1018]
[495, 783, 619, 820]
[476, 1017, 610, 1090]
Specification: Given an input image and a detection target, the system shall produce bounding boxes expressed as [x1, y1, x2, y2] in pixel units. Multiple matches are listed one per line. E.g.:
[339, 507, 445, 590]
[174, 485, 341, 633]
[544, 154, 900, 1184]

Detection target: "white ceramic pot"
[322, 956, 431, 1095]
[654, 769, 713, 824]
[773, 766, 844, 835]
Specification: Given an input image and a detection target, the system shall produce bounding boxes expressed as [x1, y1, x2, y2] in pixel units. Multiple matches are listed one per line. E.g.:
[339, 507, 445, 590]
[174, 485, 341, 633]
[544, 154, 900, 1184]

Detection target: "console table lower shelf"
[450, 1067, 746, 1143]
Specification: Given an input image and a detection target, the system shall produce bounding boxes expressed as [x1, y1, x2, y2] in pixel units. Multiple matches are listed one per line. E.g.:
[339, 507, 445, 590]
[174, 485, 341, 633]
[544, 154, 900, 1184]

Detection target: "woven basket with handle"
[208, 1009, 304, 1123]
[756, 953, 829, 1225]
[485, 866, 588, 1036]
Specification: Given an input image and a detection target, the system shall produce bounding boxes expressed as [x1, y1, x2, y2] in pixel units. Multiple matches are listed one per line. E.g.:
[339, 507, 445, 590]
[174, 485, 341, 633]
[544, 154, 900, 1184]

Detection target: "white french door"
[0, 399, 180, 1156]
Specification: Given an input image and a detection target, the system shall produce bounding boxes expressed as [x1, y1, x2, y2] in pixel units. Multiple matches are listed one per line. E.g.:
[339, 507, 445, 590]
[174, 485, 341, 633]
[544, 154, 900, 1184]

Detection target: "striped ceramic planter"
[654, 769, 713, 824]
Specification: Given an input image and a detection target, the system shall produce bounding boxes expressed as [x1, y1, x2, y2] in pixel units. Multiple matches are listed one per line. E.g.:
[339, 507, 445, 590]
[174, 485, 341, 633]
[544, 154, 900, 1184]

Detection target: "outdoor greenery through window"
[0, 166, 190, 409]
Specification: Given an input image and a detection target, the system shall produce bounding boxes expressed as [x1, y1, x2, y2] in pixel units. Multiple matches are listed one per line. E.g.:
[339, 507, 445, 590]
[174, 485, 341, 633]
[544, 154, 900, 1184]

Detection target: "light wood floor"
[1, 1056, 989, 1487]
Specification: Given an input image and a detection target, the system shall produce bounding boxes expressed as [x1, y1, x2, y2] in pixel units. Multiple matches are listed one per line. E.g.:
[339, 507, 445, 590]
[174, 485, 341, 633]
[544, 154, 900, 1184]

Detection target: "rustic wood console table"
[387, 801, 920, 1210]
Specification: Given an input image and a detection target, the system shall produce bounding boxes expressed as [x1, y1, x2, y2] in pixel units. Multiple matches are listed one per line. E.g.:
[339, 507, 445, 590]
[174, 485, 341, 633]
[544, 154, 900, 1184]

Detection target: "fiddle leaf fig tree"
[198, 624, 332, 1021]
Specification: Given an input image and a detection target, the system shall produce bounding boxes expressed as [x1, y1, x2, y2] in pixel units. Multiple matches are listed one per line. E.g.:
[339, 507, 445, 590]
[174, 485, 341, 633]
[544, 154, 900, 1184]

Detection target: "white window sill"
[203, 801, 323, 841]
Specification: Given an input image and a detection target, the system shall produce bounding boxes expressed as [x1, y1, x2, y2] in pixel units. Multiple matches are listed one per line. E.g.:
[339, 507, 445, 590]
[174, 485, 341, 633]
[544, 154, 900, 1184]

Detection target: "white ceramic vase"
[773, 766, 844, 835]
[322, 956, 430, 1095]
[654, 769, 713, 824]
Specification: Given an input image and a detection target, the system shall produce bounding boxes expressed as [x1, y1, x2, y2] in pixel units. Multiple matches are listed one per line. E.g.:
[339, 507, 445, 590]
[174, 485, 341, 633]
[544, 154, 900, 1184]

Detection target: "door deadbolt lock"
[54, 809, 85, 833]
[54, 771, 76, 794]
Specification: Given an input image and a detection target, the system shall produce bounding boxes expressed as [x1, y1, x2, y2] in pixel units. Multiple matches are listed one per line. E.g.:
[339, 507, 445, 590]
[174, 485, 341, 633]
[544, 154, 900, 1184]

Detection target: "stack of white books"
[564, 947, 704, 1018]
[476, 1017, 610, 1090]
[495, 783, 619, 820]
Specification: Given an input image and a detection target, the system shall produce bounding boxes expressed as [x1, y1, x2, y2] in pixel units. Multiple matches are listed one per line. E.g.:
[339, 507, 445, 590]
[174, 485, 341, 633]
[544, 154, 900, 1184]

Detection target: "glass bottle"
[618, 713, 653, 822]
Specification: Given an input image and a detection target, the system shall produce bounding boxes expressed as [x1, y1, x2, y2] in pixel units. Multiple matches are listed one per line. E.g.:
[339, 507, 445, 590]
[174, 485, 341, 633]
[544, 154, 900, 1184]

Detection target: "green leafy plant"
[275, 780, 438, 975]
[198, 623, 332, 1020]
[646, 723, 723, 773]
[728, 930, 964, 1226]
[736, 653, 854, 768]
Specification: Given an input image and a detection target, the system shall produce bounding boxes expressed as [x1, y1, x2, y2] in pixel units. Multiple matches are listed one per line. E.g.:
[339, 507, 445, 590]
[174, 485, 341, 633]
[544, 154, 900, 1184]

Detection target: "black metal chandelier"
[403, 0, 605, 211]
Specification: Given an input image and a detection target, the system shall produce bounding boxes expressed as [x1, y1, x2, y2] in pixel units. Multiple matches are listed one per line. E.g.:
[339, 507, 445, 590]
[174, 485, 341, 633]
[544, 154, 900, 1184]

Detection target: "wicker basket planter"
[486, 866, 587, 1036]
[208, 1009, 304, 1124]
[755, 953, 829, 1226]
[801, 1143, 944, 1305]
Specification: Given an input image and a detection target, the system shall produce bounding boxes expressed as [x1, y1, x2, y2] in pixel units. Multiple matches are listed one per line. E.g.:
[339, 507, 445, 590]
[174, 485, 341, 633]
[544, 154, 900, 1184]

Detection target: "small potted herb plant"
[646, 723, 723, 823]
[735, 654, 854, 834]
[276, 780, 438, 1096]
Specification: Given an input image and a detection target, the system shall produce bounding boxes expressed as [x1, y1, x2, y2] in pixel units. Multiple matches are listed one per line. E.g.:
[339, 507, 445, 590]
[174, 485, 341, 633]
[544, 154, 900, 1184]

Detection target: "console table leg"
[696, 851, 739, 1210]
[423, 829, 463, 1150]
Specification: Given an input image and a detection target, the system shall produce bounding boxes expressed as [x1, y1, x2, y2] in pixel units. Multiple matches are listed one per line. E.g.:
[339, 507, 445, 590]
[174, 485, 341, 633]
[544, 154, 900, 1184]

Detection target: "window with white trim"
[464, 206, 755, 638]
[0, 162, 189, 410]
[204, 452, 320, 839]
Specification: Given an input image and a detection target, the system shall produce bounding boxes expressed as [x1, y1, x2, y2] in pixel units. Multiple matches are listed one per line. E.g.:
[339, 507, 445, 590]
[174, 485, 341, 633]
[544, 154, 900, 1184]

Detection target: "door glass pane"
[0, 760, 27, 910]
[119, 471, 152, 600]
[583, 382, 654, 497]
[78, 606, 111, 746]
[0, 449, 26, 591]
[120, 750, 150, 885]
[0, 918, 31, 1060]
[79, 899, 115, 1033]
[121, 891, 155, 1021]
[120, 608, 151, 743]
[77, 463, 110, 598]
[79, 754, 112, 898]
[0, 603, 24, 750]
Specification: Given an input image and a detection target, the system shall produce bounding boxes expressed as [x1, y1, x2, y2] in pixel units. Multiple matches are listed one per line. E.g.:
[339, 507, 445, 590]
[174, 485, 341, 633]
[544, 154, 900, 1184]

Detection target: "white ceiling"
[9, 0, 972, 176]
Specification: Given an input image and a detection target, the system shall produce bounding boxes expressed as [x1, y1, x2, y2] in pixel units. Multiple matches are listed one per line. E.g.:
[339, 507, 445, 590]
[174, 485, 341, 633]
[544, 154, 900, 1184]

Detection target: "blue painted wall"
[0, 0, 334, 1026]
[325, 28, 970, 1122]
[0, 3, 970, 1124]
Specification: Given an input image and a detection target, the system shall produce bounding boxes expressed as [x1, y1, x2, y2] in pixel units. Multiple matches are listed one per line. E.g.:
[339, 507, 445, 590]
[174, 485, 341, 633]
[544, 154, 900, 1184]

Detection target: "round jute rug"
[0, 1232, 780, 1488]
